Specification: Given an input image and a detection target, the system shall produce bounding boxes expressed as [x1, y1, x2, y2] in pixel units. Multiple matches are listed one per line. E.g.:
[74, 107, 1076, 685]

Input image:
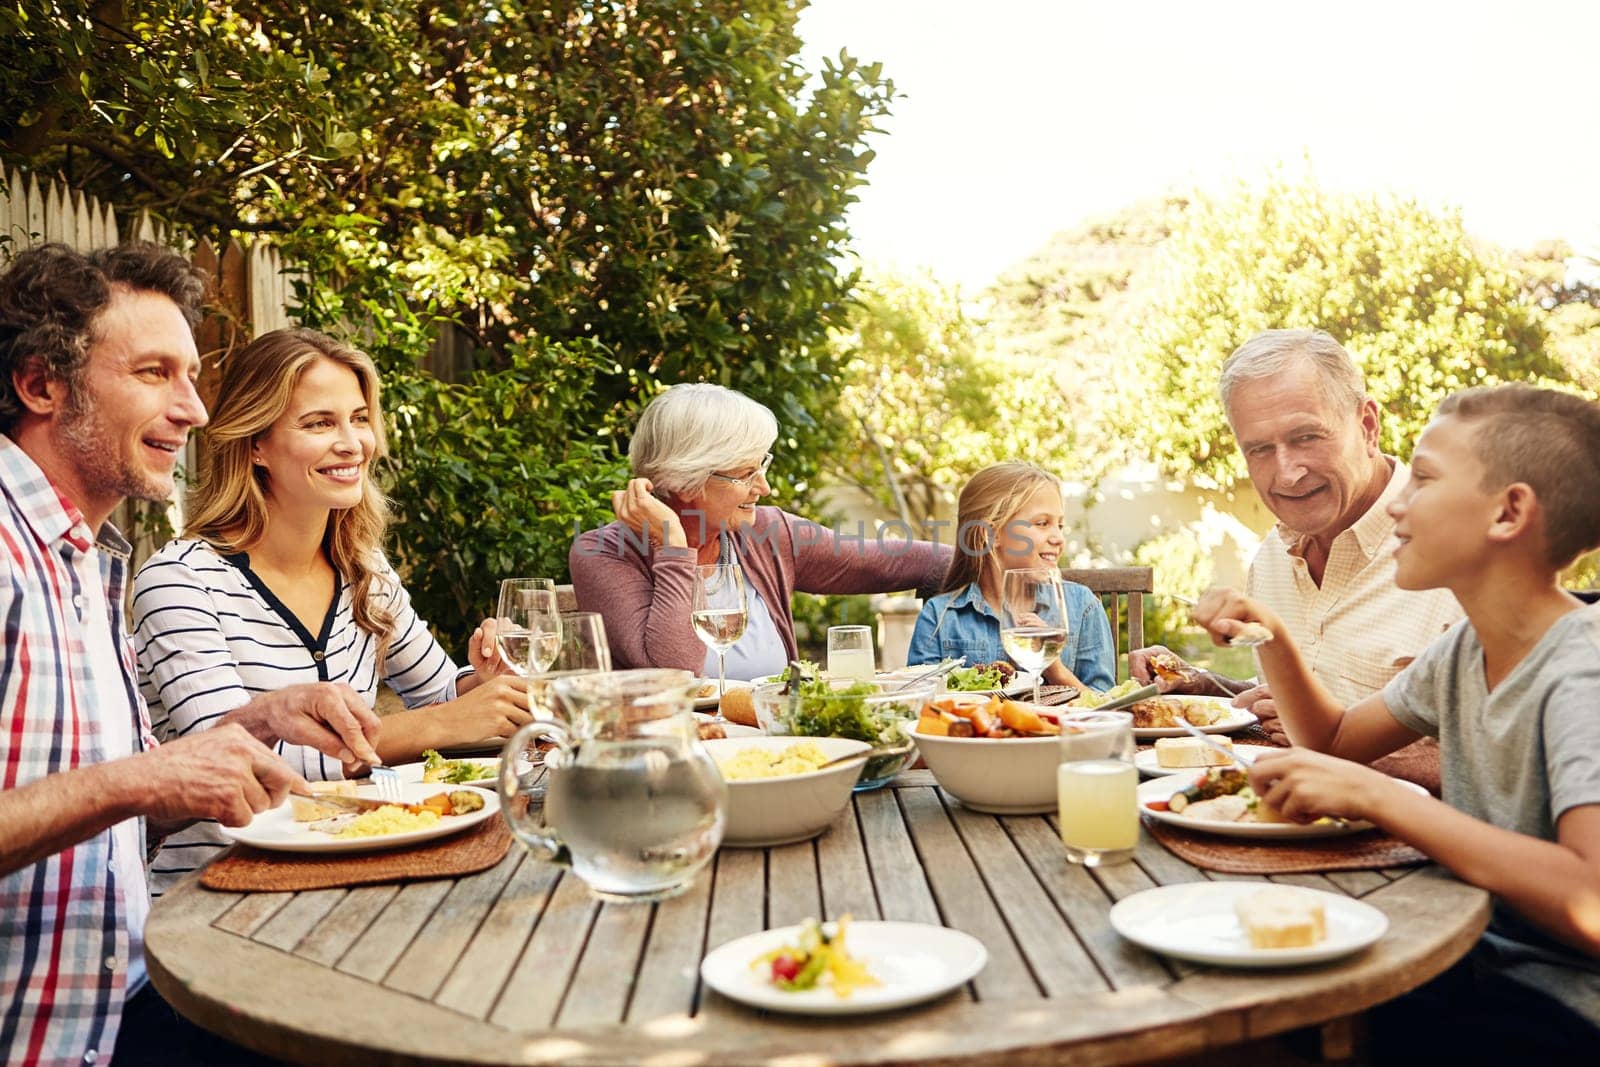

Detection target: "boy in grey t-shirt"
[1194, 384, 1600, 1057]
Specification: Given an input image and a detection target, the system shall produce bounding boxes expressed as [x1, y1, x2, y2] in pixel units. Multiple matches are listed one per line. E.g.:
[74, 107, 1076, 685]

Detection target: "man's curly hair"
[0, 242, 207, 435]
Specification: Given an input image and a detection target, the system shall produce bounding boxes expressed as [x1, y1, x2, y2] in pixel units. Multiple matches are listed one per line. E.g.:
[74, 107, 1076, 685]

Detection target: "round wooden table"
[146, 770, 1489, 1065]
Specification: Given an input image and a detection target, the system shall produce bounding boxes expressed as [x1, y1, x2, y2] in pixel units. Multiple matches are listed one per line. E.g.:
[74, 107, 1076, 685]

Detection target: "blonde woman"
[906, 462, 1115, 691]
[132, 328, 529, 893]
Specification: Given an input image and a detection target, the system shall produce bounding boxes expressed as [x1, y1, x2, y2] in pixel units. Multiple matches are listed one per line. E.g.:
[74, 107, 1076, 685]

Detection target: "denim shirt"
[906, 580, 1116, 692]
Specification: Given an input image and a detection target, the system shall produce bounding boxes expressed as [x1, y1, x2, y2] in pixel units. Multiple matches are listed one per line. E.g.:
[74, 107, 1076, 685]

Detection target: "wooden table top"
[146, 770, 1489, 1066]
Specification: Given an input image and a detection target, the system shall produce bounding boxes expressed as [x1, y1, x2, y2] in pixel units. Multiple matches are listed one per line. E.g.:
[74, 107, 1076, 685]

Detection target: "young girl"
[906, 462, 1116, 692]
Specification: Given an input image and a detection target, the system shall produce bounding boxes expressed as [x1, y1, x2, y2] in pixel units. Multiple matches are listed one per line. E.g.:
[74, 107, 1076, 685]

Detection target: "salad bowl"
[750, 678, 935, 790]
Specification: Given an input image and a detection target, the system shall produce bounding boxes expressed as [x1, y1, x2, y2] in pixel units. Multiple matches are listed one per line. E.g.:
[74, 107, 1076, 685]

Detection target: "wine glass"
[691, 564, 747, 704]
[527, 611, 612, 724]
[495, 579, 561, 676]
[1000, 567, 1069, 703]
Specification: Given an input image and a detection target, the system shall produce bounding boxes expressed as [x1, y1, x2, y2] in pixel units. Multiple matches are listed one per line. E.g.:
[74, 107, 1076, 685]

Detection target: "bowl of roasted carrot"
[911, 696, 1063, 814]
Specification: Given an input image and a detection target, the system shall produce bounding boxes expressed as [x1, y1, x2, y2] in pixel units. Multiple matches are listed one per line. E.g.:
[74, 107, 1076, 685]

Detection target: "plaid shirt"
[0, 435, 154, 1067]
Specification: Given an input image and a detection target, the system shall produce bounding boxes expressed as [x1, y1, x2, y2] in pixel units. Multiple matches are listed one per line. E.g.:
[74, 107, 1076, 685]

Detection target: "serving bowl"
[702, 736, 871, 846]
[749, 679, 934, 790]
[911, 725, 1062, 814]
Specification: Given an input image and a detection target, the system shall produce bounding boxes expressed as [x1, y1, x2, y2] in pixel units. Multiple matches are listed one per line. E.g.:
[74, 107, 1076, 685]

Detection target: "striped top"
[132, 537, 471, 895]
[0, 434, 155, 1067]
[1247, 458, 1464, 704]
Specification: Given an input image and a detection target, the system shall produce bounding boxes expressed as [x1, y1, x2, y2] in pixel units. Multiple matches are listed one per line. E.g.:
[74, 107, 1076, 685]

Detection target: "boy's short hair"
[1438, 384, 1600, 568]
[0, 242, 207, 435]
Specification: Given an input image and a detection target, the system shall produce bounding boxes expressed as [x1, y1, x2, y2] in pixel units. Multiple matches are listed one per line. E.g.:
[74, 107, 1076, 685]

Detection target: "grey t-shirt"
[1384, 603, 1600, 1024]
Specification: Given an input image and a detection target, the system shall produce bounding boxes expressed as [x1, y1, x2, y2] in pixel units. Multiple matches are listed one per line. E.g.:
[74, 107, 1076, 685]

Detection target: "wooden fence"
[0, 166, 304, 559]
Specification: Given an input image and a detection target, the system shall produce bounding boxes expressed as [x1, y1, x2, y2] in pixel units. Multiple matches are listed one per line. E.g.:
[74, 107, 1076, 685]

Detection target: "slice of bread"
[309, 780, 357, 796]
[1235, 887, 1327, 949]
[1154, 736, 1235, 768]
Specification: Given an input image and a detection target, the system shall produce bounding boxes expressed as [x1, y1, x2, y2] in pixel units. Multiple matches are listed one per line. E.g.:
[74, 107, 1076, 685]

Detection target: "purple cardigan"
[569, 506, 953, 673]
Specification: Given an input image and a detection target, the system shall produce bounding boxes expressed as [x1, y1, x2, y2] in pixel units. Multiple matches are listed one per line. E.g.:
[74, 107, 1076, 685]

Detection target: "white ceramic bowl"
[911, 727, 1061, 814]
[703, 736, 870, 847]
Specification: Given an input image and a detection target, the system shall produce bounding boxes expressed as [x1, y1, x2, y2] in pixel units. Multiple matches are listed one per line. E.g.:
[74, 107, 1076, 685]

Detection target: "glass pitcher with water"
[498, 668, 727, 901]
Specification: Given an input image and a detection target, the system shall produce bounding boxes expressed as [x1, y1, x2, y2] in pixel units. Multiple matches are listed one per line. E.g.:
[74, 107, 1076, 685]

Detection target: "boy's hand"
[1193, 588, 1284, 649]
[1247, 748, 1398, 824]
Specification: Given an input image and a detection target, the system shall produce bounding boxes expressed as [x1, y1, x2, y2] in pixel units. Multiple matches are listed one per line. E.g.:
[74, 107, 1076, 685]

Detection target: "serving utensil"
[891, 657, 963, 691]
[1093, 683, 1161, 712]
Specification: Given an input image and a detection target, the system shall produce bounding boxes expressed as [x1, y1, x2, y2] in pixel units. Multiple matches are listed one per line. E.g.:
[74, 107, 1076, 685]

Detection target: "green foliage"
[3, 1, 894, 648]
[790, 592, 874, 663]
[825, 269, 1083, 530]
[1123, 175, 1563, 486]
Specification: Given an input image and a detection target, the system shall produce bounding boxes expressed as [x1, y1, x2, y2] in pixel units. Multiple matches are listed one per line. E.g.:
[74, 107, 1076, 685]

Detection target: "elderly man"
[1131, 329, 1461, 788]
[0, 243, 383, 1066]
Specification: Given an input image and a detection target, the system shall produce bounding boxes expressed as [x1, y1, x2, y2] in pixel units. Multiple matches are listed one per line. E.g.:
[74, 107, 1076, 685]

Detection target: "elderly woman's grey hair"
[630, 383, 780, 496]
[1218, 329, 1367, 420]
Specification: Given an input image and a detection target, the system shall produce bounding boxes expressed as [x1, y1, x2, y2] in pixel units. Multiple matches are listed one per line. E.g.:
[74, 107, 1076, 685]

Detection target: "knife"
[1176, 718, 1255, 772]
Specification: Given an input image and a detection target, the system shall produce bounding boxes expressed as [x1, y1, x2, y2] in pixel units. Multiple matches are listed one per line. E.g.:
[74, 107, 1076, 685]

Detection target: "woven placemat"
[200, 812, 514, 892]
[1144, 816, 1426, 874]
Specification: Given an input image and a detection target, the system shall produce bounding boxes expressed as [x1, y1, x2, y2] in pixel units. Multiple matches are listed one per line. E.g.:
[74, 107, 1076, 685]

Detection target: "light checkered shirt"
[0, 435, 155, 1066]
[1247, 458, 1464, 704]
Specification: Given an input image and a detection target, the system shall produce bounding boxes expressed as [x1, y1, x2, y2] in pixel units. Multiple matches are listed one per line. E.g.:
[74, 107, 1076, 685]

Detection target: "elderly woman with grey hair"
[569, 384, 952, 678]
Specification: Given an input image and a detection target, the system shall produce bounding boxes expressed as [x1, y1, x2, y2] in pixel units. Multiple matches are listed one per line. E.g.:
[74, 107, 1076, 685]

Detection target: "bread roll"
[1154, 736, 1235, 768]
[719, 686, 758, 727]
[1235, 887, 1327, 949]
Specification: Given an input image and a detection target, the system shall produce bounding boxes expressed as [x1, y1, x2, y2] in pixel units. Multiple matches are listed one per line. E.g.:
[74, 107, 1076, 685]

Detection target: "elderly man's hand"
[226, 683, 381, 765]
[1232, 683, 1288, 745]
[116, 725, 305, 828]
[612, 477, 686, 550]
[1193, 587, 1284, 650]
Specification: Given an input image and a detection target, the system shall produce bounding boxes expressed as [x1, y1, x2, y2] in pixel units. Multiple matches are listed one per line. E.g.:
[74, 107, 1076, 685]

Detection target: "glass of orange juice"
[1057, 711, 1138, 867]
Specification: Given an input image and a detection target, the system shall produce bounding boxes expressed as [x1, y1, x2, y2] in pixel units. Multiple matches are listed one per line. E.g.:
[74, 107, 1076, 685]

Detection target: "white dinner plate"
[700, 921, 987, 1015]
[392, 757, 500, 788]
[1130, 697, 1258, 739]
[1138, 773, 1428, 839]
[1134, 744, 1280, 778]
[693, 713, 762, 739]
[691, 677, 753, 710]
[220, 781, 501, 854]
[1109, 882, 1388, 968]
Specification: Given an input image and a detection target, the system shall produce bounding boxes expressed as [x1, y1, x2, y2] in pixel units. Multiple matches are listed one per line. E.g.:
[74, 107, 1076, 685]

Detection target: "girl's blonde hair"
[185, 327, 397, 661]
[939, 462, 1064, 594]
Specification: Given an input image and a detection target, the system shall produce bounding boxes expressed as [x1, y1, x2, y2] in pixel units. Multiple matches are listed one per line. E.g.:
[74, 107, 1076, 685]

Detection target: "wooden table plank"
[767, 840, 821, 929]
[855, 788, 941, 925]
[337, 879, 453, 982]
[436, 853, 560, 1020]
[626, 867, 714, 1023]
[490, 871, 599, 1031]
[556, 899, 655, 1028]
[694, 846, 767, 1023]
[896, 788, 1040, 1000]
[293, 885, 399, 967]
[817, 802, 881, 921]
[213, 891, 292, 936]
[1004, 817, 1172, 990]
[384, 849, 524, 1001]
[251, 888, 345, 952]
[1268, 873, 1344, 894]
[1128, 828, 1212, 889]
[1323, 869, 1391, 897]
[949, 808, 1107, 996]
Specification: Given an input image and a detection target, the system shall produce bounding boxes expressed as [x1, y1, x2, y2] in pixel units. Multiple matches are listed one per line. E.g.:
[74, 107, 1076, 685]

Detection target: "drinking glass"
[1000, 567, 1070, 702]
[499, 669, 727, 902]
[495, 578, 562, 676]
[527, 611, 612, 723]
[826, 625, 875, 680]
[1056, 711, 1138, 867]
[691, 564, 747, 701]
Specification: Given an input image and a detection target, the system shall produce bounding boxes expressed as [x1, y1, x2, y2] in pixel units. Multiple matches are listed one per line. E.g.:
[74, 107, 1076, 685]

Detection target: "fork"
[1170, 595, 1274, 648]
[368, 763, 404, 803]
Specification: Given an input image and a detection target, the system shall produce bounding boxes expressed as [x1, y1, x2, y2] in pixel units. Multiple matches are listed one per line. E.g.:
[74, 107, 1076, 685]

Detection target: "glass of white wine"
[1000, 567, 1069, 703]
[496, 578, 561, 677]
[691, 563, 747, 705]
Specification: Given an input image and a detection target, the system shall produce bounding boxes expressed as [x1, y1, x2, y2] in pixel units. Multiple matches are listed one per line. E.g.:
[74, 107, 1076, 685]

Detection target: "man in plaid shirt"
[0, 243, 385, 1066]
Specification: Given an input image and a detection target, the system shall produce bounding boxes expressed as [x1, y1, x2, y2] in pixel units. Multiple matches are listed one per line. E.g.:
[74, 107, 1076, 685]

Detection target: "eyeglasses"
[707, 452, 774, 489]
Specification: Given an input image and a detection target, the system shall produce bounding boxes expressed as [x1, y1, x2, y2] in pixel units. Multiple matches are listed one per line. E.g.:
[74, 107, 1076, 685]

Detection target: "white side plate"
[1110, 881, 1388, 968]
[700, 921, 987, 1015]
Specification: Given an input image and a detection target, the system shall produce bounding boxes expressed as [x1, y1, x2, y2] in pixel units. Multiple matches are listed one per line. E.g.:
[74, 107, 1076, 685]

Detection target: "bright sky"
[796, 0, 1600, 289]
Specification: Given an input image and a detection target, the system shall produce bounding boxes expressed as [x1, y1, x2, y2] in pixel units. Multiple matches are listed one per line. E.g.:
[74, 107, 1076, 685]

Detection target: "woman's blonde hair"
[185, 327, 397, 660]
[939, 462, 1064, 594]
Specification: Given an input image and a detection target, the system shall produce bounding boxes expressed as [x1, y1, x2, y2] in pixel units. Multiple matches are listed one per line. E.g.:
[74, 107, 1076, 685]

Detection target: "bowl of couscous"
[702, 736, 870, 847]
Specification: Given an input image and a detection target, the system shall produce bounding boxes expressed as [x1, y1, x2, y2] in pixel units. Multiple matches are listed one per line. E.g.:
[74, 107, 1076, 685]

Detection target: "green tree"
[1122, 176, 1562, 485]
[2, 1, 893, 646]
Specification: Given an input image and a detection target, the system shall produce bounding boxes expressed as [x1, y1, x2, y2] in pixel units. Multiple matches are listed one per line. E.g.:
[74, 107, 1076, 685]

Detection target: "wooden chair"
[555, 583, 580, 613]
[1061, 566, 1153, 682]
